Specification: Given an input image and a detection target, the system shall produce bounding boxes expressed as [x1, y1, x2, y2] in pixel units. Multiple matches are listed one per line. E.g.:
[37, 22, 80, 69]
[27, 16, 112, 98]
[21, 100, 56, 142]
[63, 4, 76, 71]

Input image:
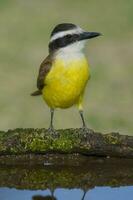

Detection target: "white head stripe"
[50, 27, 83, 42]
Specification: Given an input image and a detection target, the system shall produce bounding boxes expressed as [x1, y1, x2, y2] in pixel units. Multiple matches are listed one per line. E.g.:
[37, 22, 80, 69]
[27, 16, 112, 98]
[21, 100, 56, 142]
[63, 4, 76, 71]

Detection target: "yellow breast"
[42, 57, 90, 108]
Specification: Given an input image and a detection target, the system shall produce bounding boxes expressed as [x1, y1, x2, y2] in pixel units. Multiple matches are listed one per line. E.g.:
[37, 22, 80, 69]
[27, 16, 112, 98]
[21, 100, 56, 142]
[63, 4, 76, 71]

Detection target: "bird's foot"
[80, 126, 94, 137]
[47, 126, 59, 138]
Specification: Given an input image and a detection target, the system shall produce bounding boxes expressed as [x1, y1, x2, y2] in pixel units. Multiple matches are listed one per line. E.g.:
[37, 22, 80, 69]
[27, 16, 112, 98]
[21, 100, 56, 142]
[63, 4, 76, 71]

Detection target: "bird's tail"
[31, 90, 42, 96]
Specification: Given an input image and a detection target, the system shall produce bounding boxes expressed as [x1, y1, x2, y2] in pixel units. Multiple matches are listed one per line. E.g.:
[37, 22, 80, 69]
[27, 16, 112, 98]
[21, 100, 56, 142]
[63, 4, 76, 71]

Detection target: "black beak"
[79, 31, 102, 41]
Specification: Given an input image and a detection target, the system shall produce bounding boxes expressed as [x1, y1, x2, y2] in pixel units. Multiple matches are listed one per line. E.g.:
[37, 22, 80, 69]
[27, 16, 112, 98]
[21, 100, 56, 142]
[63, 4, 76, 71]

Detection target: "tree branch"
[0, 128, 133, 160]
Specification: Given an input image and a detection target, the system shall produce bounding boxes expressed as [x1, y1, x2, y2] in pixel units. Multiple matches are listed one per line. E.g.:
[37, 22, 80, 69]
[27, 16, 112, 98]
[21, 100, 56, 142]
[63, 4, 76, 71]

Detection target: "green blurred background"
[0, 0, 133, 134]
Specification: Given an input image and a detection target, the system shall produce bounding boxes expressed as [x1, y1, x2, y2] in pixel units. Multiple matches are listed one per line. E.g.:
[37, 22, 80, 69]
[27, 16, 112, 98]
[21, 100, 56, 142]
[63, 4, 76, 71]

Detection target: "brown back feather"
[37, 54, 53, 90]
[31, 54, 53, 96]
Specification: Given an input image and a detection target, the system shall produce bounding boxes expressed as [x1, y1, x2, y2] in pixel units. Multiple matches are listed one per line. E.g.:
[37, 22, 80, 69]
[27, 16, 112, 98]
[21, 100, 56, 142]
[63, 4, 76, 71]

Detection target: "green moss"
[0, 128, 83, 154]
[0, 128, 132, 157]
[105, 133, 120, 145]
[52, 129, 81, 152]
[27, 137, 51, 152]
[18, 129, 52, 152]
[0, 141, 6, 152]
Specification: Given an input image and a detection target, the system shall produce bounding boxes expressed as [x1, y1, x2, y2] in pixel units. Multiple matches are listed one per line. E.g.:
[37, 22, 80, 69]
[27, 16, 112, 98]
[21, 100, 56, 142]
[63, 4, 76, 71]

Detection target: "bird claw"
[81, 126, 94, 137]
[47, 126, 59, 138]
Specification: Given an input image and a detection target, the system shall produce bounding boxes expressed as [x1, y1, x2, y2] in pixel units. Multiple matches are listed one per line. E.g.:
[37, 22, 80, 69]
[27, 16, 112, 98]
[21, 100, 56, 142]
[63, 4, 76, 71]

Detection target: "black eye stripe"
[49, 34, 80, 52]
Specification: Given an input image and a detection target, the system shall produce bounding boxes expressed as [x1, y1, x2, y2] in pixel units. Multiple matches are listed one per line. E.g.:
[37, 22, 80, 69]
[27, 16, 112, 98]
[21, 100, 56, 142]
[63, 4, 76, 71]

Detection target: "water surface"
[0, 156, 133, 200]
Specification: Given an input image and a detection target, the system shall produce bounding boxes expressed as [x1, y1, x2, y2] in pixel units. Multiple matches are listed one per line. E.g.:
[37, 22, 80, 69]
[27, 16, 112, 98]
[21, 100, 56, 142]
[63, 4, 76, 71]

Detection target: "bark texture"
[0, 128, 133, 160]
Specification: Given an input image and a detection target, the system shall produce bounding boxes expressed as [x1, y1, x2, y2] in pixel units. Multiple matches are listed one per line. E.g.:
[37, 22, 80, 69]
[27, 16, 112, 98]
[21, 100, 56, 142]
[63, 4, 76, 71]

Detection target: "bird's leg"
[79, 109, 94, 136]
[78, 97, 93, 135]
[78, 96, 87, 129]
[51, 188, 55, 198]
[48, 108, 59, 137]
[79, 109, 87, 129]
[49, 108, 54, 130]
[81, 190, 87, 200]
[48, 108, 58, 137]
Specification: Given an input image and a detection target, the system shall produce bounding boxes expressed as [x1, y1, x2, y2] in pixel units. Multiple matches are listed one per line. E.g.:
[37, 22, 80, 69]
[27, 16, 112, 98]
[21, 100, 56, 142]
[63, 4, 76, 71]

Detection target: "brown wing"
[31, 54, 52, 96]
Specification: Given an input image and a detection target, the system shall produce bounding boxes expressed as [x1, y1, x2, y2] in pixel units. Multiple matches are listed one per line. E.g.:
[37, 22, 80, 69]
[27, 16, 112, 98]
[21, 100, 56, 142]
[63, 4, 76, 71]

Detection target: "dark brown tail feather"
[31, 90, 42, 96]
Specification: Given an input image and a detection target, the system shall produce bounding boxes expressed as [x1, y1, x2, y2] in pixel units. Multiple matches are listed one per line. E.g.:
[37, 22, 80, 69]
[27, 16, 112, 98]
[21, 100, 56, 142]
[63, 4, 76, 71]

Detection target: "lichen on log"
[0, 128, 133, 160]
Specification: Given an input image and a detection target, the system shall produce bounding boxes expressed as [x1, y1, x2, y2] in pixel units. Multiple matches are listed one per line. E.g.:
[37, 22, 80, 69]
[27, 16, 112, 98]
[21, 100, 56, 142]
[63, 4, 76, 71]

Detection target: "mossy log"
[0, 128, 133, 162]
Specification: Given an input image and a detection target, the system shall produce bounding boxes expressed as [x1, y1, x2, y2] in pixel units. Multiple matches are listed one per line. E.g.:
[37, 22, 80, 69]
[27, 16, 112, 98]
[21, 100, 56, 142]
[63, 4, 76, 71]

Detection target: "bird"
[31, 23, 101, 134]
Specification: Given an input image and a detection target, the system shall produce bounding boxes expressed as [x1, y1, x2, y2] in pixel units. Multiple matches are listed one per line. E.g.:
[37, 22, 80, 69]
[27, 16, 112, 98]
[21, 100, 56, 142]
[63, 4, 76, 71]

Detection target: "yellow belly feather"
[42, 57, 90, 109]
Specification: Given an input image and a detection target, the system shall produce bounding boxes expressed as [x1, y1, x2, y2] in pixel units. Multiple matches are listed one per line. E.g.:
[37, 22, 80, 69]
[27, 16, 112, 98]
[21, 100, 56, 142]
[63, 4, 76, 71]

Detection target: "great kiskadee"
[31, 23, 101, 134]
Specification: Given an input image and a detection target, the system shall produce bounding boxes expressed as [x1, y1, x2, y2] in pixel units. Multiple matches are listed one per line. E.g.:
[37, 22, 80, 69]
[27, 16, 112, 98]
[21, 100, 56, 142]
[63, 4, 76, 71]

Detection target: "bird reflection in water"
[81, 190, 87, 200]
[32, 189, 87, 200]
[32, 195, 57, 200]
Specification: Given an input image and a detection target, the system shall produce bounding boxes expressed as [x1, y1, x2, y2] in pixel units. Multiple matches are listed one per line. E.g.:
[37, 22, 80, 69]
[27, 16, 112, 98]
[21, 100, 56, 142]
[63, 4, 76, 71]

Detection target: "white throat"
[55, 41, 86, 62]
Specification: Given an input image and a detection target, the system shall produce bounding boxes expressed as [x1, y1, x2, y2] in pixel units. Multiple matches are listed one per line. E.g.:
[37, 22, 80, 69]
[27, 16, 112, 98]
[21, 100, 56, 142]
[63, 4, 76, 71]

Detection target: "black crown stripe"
[51, 23, 77, 37]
